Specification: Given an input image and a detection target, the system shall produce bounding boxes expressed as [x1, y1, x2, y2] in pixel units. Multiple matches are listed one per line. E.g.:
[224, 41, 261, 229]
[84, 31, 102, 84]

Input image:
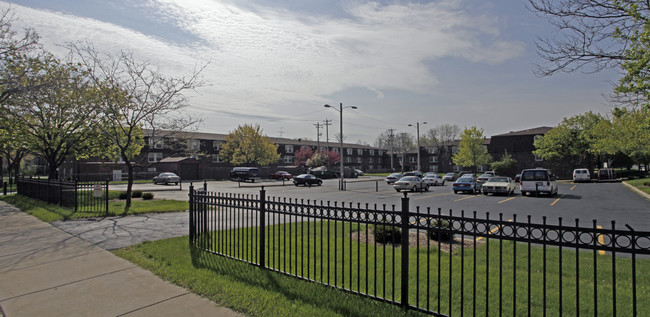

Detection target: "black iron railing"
[189, 183, 649, 316]
[16, 176, 109, 214]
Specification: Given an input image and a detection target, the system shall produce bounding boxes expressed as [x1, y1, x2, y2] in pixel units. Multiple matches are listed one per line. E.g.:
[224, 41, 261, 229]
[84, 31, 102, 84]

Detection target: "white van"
[572, 168, 590, 182]
[520, 168, 558, 196]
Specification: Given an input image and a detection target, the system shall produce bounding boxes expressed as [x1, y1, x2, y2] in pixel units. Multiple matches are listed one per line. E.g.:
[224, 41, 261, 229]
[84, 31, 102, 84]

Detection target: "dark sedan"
[293, 174, 323, 187]
[270, 171, 292, 180]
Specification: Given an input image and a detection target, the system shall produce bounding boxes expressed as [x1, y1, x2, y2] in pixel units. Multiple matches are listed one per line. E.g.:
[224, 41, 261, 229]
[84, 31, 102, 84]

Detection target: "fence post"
[74, 179, 78, 212]
[400, 192, 410, 308]
[202, 180, 208, 237]
[105, 179, 109, 215]
[189, 183, 195, 243]
[3, 182, 6, 195]
[259, 186, 266, 268]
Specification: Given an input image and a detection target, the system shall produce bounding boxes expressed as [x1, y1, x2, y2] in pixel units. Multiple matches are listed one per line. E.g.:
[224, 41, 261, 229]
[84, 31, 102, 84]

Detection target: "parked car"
[452, 176, 481, 194]
[423, 174, 445, 186]
[520, 168, 558, 196]
[477, 173, 492, 184]
[385, 173, 403, 184]
[443, 172, 458, 181]
[483, 171, 496, 176]
[270, 171, 292, 180]
[597, 168, 617, 182]
[230, 167, 261, 182]
[482, 176, 515, 196]
[153, 172, 180, 185]
[572, 168, 590, 182]
[309, 169, 339, 179]
[393, 176, 429, 192]
[354, 169, 364, 176]
[403, 171, 423, 177]
[293, 174, 323, 186]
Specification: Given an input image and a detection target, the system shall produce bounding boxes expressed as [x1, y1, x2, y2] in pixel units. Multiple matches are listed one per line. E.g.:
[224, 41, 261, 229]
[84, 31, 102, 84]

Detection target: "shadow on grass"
[189, 246, 421, 317]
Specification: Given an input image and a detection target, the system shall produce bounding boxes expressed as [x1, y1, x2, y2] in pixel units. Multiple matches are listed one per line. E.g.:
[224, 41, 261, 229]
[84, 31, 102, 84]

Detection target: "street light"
[408, 122, 427, 172]
[324, 103, 357, 190]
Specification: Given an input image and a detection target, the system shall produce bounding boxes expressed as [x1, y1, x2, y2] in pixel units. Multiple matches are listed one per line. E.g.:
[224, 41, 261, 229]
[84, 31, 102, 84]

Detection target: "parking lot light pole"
[408, 122, 427, 172]
[325, 103, 357, 190]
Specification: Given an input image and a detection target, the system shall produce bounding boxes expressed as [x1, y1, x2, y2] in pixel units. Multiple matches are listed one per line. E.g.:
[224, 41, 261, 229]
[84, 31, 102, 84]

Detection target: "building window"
[428, 147, 438, 154]
[357, 149, 363, 155]
[347, 148, 353, 155]
[370, 149, 375, 156]
[368, 158, 373, 163]
[346, 157, 351, 163]
[357, 157, 362, 163]
[188, 139, 200, 150]
[332, 148, 339, 153]
[149, 137, 164, 149]
[452, 146, 459, 153]
[212, 154, 220, 163]
[213, 141, 221, 151]
[378, 150, 383, 156]
[301, 145, 309, 151]
[429, 156, 438, 163]
[409, 157, 416, 163]
[378, 158, 382, 163]
[535, 154, 543, 162]
[284, 155, 294, 163]
[285, 145, 294, 153]
[429, 165, 438, 172]
[148, 152, 163, 163]
[369, 165, 374, 170]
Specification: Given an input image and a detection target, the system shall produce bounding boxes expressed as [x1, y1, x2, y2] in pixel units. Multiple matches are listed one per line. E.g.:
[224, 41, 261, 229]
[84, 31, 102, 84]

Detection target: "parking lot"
[130, 176, 650, 231]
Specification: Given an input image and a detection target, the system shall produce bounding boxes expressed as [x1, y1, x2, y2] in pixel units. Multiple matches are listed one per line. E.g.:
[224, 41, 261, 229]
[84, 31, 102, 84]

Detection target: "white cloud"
[3, 0, 527, 140]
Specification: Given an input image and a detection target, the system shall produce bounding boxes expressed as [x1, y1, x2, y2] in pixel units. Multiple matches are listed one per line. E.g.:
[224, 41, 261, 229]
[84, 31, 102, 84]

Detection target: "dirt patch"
[350, 230, 482, 253]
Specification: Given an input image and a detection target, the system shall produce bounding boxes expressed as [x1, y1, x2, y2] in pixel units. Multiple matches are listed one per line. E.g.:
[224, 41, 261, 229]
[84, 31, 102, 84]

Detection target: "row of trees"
[0, 9, 205, 211]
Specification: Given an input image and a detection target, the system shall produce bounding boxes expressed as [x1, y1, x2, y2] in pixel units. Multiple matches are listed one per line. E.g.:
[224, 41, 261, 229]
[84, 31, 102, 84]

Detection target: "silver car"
[422, 174, 445, 186]
[393, 176, 429, 192]
[153, 172, 180, 185]
[385, 173, 403, 184]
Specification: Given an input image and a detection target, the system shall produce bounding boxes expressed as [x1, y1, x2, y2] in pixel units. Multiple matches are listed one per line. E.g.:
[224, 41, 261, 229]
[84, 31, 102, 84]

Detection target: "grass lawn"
[625, 178, 650, 195]
[0, 194, 189, 222]
[115, 221, 649, 316]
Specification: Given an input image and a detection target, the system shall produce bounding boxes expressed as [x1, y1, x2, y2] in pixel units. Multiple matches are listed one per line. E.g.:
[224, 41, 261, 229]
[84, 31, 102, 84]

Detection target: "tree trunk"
[124, 161, 134, 213]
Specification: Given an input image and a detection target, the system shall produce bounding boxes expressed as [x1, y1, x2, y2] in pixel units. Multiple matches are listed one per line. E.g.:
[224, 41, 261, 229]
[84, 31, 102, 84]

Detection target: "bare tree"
[421, 124, 460, 171]
[527, 0, 645, 76]
[69, 42, 206, 212]
[394, 132, 415, 172]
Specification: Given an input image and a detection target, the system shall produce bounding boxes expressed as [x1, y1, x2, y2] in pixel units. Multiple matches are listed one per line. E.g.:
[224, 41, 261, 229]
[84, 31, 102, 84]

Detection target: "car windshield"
[488, 177, 509, 182]
[297, 174, 310, 178]
[399, 177, 419, 182]
[388, 174, 401, 178]
[161, 173, 176, 177]
[457, 177, 473, 183]
[445, 173, 455, 176]
[479, 174, 491, 178]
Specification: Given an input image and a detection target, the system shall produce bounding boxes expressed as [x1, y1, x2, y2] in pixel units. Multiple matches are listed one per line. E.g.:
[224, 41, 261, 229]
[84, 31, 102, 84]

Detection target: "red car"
[270, 171, 292, 180]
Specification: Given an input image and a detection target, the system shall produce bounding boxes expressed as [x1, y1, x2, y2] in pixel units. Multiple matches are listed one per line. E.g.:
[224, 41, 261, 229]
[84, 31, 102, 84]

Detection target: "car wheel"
[472, 188, 476, 195]
[484, 191, 488, 195]
[454, 190, 458, 194]
[395, 189, 401, 192]
[425, 185, 430, 192]
[412, 186, 417, 192]
[164, 181, 168, 185]
[318, 181, 322, 186]
[294, 183, 298, 186]
[175, 182, 178, 185]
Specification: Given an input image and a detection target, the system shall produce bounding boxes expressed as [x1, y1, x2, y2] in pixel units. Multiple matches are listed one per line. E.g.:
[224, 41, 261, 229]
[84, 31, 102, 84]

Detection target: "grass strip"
[115, 221, 649, 316]
[0, 194, 188, 222]
[625, 178, 650, 195]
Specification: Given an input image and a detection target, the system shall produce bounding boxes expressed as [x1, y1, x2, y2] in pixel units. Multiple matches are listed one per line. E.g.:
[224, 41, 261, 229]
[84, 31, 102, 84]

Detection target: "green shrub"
[643, 182, 650, 186]
[427, 219, 454, 242]
[142, 192, 154, 200]
[118, 191, 128, 199]
[373, 225, 401, 244]
[132, 190, 143, 198]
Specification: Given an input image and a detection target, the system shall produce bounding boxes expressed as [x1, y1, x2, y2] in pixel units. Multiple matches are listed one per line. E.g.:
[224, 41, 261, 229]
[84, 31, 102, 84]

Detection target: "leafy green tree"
[613, 3, 650, 102]
[490, 150, 517, 176]
[533, 112, 605, 170]
[452, 126, 491, 172]
[0, 52, 102, 179]
[221, 124, 280, 166]
[594, 107, 650, 167]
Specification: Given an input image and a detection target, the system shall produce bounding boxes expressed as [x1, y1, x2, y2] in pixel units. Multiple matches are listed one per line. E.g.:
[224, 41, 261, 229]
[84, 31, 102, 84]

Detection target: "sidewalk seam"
[0, 266, 137, 302]
[116, 292, 191, 316]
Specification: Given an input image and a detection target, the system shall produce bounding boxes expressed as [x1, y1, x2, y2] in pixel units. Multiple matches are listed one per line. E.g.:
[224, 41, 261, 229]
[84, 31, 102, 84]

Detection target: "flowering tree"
[294, 147, 313, 166]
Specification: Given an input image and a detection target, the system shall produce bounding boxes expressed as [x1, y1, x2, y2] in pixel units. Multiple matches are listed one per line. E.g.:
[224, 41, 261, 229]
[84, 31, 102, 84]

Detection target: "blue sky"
[3, 0, 620, 144]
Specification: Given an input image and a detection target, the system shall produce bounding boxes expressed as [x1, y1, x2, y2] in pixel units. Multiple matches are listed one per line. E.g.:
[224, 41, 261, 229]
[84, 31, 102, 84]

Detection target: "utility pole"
[278, 127, 284, 137]
[314, 122, 321, 151]
[389, 128, 395, 171]
[323, 119, 332, 153]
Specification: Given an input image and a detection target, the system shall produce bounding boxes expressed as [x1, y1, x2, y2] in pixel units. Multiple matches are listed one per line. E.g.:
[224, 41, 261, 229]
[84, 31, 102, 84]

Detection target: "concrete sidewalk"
[0, 201, 243, 317]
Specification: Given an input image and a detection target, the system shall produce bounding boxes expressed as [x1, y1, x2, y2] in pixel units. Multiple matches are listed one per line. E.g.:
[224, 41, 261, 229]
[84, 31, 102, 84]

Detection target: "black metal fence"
[189, 184, 650, 316]
[17, 176, 109, 214]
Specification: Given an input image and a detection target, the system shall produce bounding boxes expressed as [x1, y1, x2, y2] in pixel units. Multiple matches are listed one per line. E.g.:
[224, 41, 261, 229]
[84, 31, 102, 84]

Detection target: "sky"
[2, 0, 621, 145]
